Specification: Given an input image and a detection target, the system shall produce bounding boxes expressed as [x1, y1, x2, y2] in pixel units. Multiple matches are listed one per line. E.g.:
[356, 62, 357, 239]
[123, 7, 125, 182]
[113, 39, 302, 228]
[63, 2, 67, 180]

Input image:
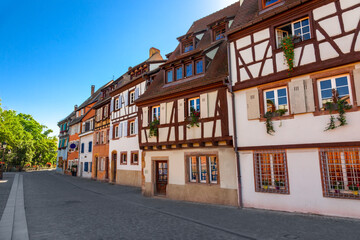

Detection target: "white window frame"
[130, 91, 135, 105]
[275, 17, 311, 48]
[114, 126, 119, 138]
[263, 86, 289, 114]
[152, 105, 160, 121]
[188, 97, 200, 115]
[317, 74, 352, 109]
[129, 121, 135, 135]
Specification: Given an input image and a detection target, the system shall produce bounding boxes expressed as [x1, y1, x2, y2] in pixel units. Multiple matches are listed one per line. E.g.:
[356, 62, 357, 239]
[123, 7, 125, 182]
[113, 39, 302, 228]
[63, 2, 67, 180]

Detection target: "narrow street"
[0, 171, 359, 240]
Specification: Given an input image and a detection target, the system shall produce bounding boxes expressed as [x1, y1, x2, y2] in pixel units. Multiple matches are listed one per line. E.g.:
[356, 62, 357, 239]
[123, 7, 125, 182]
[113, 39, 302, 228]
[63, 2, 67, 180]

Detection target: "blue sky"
[0, 0, 238, 136]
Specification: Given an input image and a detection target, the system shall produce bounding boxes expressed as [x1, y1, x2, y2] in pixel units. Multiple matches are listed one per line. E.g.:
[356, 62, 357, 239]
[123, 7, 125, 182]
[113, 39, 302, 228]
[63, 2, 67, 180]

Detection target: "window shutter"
[304, 78, 315, 112]
[289, 79, 306, 114]
[89, 141, 92, 152]
[245, 89, 260, 119]
[200, 93, 208, 118]
[99, 107, 103, 120]
[124, 121, 128, 137]
[160, 103, 166, 125]
[142, 107, 148, 127]
[109, 126, 113, 139]
[178, 99, 185, 122]
[119, 123, 123, 138]
[135, 118, 138, 135]
[135, 87, 139, 100]
[119, 95, 122, 108]
[110, 98, 114, 113]
[124, 92, 129, 106]
[353, 69, 360, 107]
[84, 162, 88, 172]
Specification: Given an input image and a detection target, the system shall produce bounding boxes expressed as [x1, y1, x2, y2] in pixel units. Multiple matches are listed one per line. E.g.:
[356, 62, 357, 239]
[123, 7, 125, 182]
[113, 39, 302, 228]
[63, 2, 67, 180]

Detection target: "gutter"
[226, 39, 243, 208]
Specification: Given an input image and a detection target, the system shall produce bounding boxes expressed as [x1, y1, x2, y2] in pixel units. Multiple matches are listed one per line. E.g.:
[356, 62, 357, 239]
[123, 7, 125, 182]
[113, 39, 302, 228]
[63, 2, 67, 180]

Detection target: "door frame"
[153, 160, 169, 196]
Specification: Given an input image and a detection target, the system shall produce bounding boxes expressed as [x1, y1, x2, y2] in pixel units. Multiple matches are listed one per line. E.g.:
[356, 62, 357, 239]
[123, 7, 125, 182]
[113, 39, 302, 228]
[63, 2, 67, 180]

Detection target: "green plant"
[331, 181, 344, 190]
[187, 108, 200, 128]
[262, 180, 270, 186]
[149, 118, 160, 137]
[280, 36, 295, 72]
[275, 180, 285, 187]
[348, 184, 359, 191]
[324, 89, 352, 131]
[264, 109, 286, 135]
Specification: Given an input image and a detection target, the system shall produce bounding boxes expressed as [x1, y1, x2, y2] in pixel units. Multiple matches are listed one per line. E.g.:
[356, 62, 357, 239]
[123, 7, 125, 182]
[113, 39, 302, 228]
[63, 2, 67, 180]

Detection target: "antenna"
[112, 75, 114, 80]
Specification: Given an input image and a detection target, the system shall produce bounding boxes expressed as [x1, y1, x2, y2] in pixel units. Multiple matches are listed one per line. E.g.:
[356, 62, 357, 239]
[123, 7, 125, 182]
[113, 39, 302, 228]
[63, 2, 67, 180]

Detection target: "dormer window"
[182, 40, 194, 53]
[263, 0, 281, 8]
[195, 60, 204, 74]
[166, 70, 173, 83]
[275, 17, 311, 48]
[185, 63, 193, 77]
[214, 26, 225, 41]
[176, 67, 183, 80]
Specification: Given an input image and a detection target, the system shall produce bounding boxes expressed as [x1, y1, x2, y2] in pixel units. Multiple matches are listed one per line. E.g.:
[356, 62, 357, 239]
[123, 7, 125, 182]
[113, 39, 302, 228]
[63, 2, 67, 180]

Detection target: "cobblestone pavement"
[19, 171, 360, 240]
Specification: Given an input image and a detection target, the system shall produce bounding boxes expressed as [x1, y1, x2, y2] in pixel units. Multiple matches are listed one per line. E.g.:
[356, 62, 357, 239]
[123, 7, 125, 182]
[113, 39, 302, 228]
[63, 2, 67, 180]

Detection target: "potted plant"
[331, 181, 344, 193]
[348, 184, 359, 196]
[275, 180, 285, 190]
[262, 180, 270, 190]
[264, 108, 287, 135]
[280, 36, 295, 72]
[149, 117, 160, 137]
[187, 107, 200, 128]
[324, 89, 352, 131]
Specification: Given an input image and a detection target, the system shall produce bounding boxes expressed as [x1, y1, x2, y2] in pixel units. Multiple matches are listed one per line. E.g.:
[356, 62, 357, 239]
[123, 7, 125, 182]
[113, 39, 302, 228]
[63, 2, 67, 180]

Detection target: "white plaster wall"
[240, 149, 360, 219]
[79, 133, 93, 178]
[235, 90, 360, 147]
[143, 148, 237, 189]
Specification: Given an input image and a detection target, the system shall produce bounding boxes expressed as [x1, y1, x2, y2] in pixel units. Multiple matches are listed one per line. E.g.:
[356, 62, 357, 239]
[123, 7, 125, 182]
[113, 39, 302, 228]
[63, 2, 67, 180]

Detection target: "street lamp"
[0, 142, 7, 180]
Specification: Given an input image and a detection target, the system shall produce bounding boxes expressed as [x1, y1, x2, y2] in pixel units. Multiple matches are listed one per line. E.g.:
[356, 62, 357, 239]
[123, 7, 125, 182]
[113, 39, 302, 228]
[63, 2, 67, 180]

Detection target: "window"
[264, 87, 288, 114]
[187, 155, 218, 184]
[130, 91, 135, 105]
[317, 74, 352, 110]
[214, 26, 225, 41]
[183, 41, 193, 53]
[96, 132, 99, 144]
[84, 162, 89, 172]
[115, 99, 119, 110]
[152, 106, 160, 121]
[185, 64, 193, 77]
[100, 158, 105, 171]
[81, 109, 84, 116]
[81, 143, 84, 153]
[114, 126, 119, 138]
[104, 106, 108, 118]
[263, 0, 281, 8]
[276, 17, 311, 48]
[195, 60, 203, 74]
[131, 152, 139, 165]
[254, 150, 289, 194]
[129, 121, 135, 135]
[320, 148, 360, 199]
[167, 70, 173, 83]
[176, 67, 183, 80]
[188, 97, 200, 114]
[88, 141, 92, 152]
[120, 152, 127, 165]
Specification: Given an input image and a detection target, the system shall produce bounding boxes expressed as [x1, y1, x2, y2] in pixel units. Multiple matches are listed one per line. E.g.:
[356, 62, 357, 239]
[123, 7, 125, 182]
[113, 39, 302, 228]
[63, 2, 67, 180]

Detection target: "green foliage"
[149, 118, 159, 138]
[187, 108, 200, 128]
[280, 36, 295, 72]
[324, 91, 352, 131]
[0, 99, 58, 169]
[264, 109, 286, 135]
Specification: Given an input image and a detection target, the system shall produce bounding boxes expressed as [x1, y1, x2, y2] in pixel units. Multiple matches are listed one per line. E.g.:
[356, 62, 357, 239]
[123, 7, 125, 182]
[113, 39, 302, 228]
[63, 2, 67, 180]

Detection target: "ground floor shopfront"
[142, 147, 238, 206]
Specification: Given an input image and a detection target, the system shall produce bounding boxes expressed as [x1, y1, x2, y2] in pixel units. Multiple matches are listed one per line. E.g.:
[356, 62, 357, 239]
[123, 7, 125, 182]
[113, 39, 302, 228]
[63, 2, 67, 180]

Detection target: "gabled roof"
[228, 0, 312, 36]
[77, 81, 114, 110]
[136, 2, 240, 104]
[58, 111, 75, 125]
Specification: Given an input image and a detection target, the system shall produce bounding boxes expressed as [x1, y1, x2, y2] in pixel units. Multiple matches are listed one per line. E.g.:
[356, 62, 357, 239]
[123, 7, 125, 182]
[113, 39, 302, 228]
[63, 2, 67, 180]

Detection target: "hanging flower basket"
[187, 108, 200, 128]
[149, 118, 160, 137]
[280, 36, 295, 72]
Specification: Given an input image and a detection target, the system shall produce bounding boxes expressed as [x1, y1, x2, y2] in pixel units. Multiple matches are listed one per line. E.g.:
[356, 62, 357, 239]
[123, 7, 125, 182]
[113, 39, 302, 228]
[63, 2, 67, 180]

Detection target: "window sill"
[130, 162, 139, 165]
[273, 38, 314, 53]
[120, 162, 127, 165]
[313, 106, 359, 116]
[259, 114, 294, 122]
[186, 182, 219, 186]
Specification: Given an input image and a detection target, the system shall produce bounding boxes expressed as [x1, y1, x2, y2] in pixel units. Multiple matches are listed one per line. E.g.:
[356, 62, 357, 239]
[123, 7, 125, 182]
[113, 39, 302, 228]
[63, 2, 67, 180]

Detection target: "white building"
[78, 118, 94, 178]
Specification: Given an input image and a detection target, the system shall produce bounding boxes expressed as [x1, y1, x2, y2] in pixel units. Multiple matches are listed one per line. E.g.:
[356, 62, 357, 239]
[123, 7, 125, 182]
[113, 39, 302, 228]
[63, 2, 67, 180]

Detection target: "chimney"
[149, 47, 160, 57]
[74, 105, 78, 111]
[91, 85, 95, 95]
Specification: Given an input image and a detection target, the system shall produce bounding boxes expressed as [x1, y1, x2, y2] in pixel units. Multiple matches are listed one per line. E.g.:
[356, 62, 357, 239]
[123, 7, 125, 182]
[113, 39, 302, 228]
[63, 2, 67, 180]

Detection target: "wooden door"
[156, 161, 168, 195]
[94, 157, 98, 178]
[112, 154, 117, 182]
[105, 157, 109, 180]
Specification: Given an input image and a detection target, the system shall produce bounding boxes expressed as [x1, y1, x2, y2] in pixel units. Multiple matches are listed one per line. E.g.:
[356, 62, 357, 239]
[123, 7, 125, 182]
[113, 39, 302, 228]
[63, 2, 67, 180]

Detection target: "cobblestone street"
[0, 171, 359, 239]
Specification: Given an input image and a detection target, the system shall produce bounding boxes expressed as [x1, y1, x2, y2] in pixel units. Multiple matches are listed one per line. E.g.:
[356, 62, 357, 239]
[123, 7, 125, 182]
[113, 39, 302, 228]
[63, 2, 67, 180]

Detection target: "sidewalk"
[0, 173, 15, 217]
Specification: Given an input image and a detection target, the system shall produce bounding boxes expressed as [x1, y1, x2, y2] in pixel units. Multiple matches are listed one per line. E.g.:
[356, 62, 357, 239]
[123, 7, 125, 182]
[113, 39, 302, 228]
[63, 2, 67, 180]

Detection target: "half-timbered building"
[136, 4, 241, 206]
[108, 48, 165, 186]
[56, 111, 74, 173]
[228, 0, 360, 218]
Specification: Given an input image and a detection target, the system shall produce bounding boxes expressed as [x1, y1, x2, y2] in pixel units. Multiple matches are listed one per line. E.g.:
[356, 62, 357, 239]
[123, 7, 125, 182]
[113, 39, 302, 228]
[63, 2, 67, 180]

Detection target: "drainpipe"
[226, 40, 243, 208]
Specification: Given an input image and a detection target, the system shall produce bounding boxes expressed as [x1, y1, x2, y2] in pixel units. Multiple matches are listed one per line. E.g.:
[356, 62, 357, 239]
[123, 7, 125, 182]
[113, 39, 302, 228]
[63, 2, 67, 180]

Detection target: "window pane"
[186, 64, 192, 77]
[176, 67, 183, 80]
[320, 80, 332, 90]
[278, 96, 287, 105]
[302, 26, 310, 34]
[265, 0, 279, 6]
[189, 157, 197, 182]
[293, 21, 301, 29]
[266, 91, 275, 99]
[167, 71, 173, 83]
[199, 156, 207, 182]
[335, 76, 348, 87]
[321, 89, 333, 99]
[303, 33, 311, 40]
[277, 88, 287, 97]
[209, 156, 218, 183]
[196, 61, 203, 74]
[337, 86, 349, 98]
[196, 98, 200, 111]
[294, 29, 301, 36]
[302, 18, 309, 26]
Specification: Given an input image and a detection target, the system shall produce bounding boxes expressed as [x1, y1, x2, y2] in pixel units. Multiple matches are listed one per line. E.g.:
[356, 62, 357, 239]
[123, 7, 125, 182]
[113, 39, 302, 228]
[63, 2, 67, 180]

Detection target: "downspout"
[226, 40, 243, 208]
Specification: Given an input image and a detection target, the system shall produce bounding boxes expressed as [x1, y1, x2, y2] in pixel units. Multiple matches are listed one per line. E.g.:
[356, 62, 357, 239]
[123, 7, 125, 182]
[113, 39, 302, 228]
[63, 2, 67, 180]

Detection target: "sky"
[0, 0, 239, 137]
